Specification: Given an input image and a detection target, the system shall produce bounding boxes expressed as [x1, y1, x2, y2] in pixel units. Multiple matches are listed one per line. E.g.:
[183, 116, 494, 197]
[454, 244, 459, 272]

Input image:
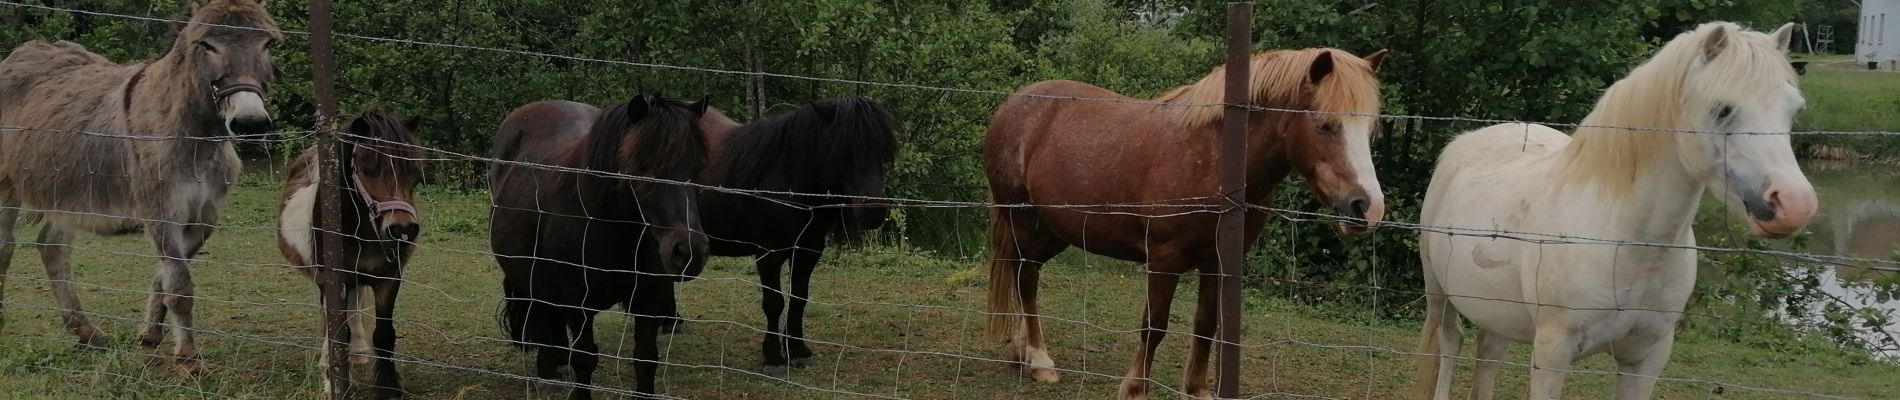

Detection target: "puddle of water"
[1697, 159, 1899, 358]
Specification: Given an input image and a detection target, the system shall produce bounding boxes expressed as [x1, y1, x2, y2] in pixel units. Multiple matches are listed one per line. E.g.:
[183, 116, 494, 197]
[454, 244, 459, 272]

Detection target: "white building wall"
[1858, 0, 1900, 68]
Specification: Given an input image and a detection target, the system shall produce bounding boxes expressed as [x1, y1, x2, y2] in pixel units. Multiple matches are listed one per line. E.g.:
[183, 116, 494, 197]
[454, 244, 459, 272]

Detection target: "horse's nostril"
[1347, 198, 1370, 218]
[386, 224, 420, 241]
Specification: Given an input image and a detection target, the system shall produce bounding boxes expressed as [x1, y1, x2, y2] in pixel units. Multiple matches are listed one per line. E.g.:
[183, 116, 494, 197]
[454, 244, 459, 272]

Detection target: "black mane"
[721, 96, 898, 194]
[581, 94, 709, 187]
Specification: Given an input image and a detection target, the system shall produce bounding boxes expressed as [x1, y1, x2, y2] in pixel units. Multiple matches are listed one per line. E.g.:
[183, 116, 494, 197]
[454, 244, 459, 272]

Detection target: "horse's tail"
[984, 207, 1020, 342]
[497, 279, 537, 351]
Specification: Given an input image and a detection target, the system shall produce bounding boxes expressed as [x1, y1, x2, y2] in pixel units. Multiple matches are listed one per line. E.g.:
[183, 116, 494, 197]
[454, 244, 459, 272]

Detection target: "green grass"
[0, 169, 1894, 399]
[1799, 66, 1900, 132]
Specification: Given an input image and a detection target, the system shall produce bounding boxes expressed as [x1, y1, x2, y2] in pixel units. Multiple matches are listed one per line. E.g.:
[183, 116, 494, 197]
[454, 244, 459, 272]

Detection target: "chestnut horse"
[0, 0, 277, 375]
[277, 110, 423, 399]
[491, 94, 711, 400]
[984, 48, 1388, 399]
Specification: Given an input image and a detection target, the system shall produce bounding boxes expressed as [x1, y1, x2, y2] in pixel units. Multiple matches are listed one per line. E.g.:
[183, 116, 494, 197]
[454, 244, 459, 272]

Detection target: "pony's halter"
[352, 174, 417, 225]
[210, 82, 263, 103]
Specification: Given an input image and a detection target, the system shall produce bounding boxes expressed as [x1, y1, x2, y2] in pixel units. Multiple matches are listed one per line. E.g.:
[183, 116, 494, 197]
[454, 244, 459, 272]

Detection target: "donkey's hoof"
[763, 364, 790, 379]
[135, 334, 162, 349]
[173, 357, 209, 377]
[73, 338, 109, 352]
[1029, 367, 1060, 383]
[789, 357, 815, 369]
[75, 333, 109, 350]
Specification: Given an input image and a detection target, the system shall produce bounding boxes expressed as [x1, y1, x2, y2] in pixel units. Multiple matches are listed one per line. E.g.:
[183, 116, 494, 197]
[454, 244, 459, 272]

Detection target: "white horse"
[1414, 22, 1816, 400]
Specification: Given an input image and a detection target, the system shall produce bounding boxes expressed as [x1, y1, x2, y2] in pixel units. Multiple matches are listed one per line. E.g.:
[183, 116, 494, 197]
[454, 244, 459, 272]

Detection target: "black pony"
[490, 93, 710, 400]
[659, 96, 898, 378]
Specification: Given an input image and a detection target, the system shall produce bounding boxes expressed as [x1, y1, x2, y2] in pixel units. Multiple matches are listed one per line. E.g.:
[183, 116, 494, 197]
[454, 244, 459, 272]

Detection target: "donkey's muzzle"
[219, 88, 272, 136]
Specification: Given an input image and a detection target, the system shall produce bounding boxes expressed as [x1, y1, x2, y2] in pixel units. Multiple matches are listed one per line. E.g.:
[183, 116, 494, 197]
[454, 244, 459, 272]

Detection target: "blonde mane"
[1155, 48, 1381, 127]
[1560, 22, 1797, 190]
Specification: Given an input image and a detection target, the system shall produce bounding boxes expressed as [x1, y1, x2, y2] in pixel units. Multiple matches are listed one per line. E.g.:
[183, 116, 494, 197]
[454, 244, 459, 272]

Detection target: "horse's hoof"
[173, 357, 209, 377]
[1186, 386, 1212, 400]
[659, 320, 688, 335]
[763, 364, 790, 379]
[789, 357, 815, 369]
[368, 386, 405, 400]
[1029, 367, 1060, 383]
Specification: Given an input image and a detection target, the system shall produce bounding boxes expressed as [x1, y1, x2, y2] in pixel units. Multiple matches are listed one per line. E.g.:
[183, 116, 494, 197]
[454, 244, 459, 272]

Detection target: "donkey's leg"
[1468, 328, 1512, 400]
[785, 246, 824, 368]
[136, 275, 168, 348]
[150, 222, 214, 375]
[1181, 273, 1219, 399]
[1118, 267, 1184, 400]
[1610, 327, 1676, 400]
[0, 198, 19, 335]
[754, 251, 793, 378]
[37, 225, 105, 348]
[367, 280, 404, 400]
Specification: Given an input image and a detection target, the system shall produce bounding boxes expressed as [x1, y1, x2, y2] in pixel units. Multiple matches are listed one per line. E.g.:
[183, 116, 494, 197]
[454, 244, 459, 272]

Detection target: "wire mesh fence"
[0, 1, 1895, 400]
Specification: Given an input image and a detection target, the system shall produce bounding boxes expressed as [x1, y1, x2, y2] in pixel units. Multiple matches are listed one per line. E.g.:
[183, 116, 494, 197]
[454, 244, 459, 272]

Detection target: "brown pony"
[0, 0, 278, 375]
[983, 48, 1388, 399]
[491, 94, 711, 400]
[277, 110, 423, 399]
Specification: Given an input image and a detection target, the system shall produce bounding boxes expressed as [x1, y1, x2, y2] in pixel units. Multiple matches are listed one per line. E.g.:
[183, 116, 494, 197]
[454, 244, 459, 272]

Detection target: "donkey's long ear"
[1772, 22, 1796, 53]
[1307, 51, 1336, 84]
[1701, 24, 1731, 60]
[1362, 49, 1389, 72]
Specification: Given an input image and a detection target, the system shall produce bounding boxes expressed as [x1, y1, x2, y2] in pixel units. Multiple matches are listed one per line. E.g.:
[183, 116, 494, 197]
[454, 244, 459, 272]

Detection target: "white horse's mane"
[1559, 21, 1798, 192]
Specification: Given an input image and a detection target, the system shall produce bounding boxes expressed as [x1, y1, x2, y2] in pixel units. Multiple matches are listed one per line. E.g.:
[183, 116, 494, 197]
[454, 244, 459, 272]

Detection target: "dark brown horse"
[983, 48, 1388, 399]
[0, 0, 278, 375]
[276, 110, 423, 399]
[655, 97, 897, 378]
[490, 94, 711, 400]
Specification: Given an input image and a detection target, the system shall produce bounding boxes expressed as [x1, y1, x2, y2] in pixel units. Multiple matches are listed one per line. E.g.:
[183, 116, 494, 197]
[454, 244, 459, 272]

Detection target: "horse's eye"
[1715, 105, 1733, 120]
[1319, 123, 1339, 135]
[196, 41, 217, 54]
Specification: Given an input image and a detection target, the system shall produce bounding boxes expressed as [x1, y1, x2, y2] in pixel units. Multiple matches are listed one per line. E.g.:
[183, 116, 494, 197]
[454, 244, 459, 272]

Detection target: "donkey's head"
[343, 111, 424, 261]
[174, 0, 280, 136]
